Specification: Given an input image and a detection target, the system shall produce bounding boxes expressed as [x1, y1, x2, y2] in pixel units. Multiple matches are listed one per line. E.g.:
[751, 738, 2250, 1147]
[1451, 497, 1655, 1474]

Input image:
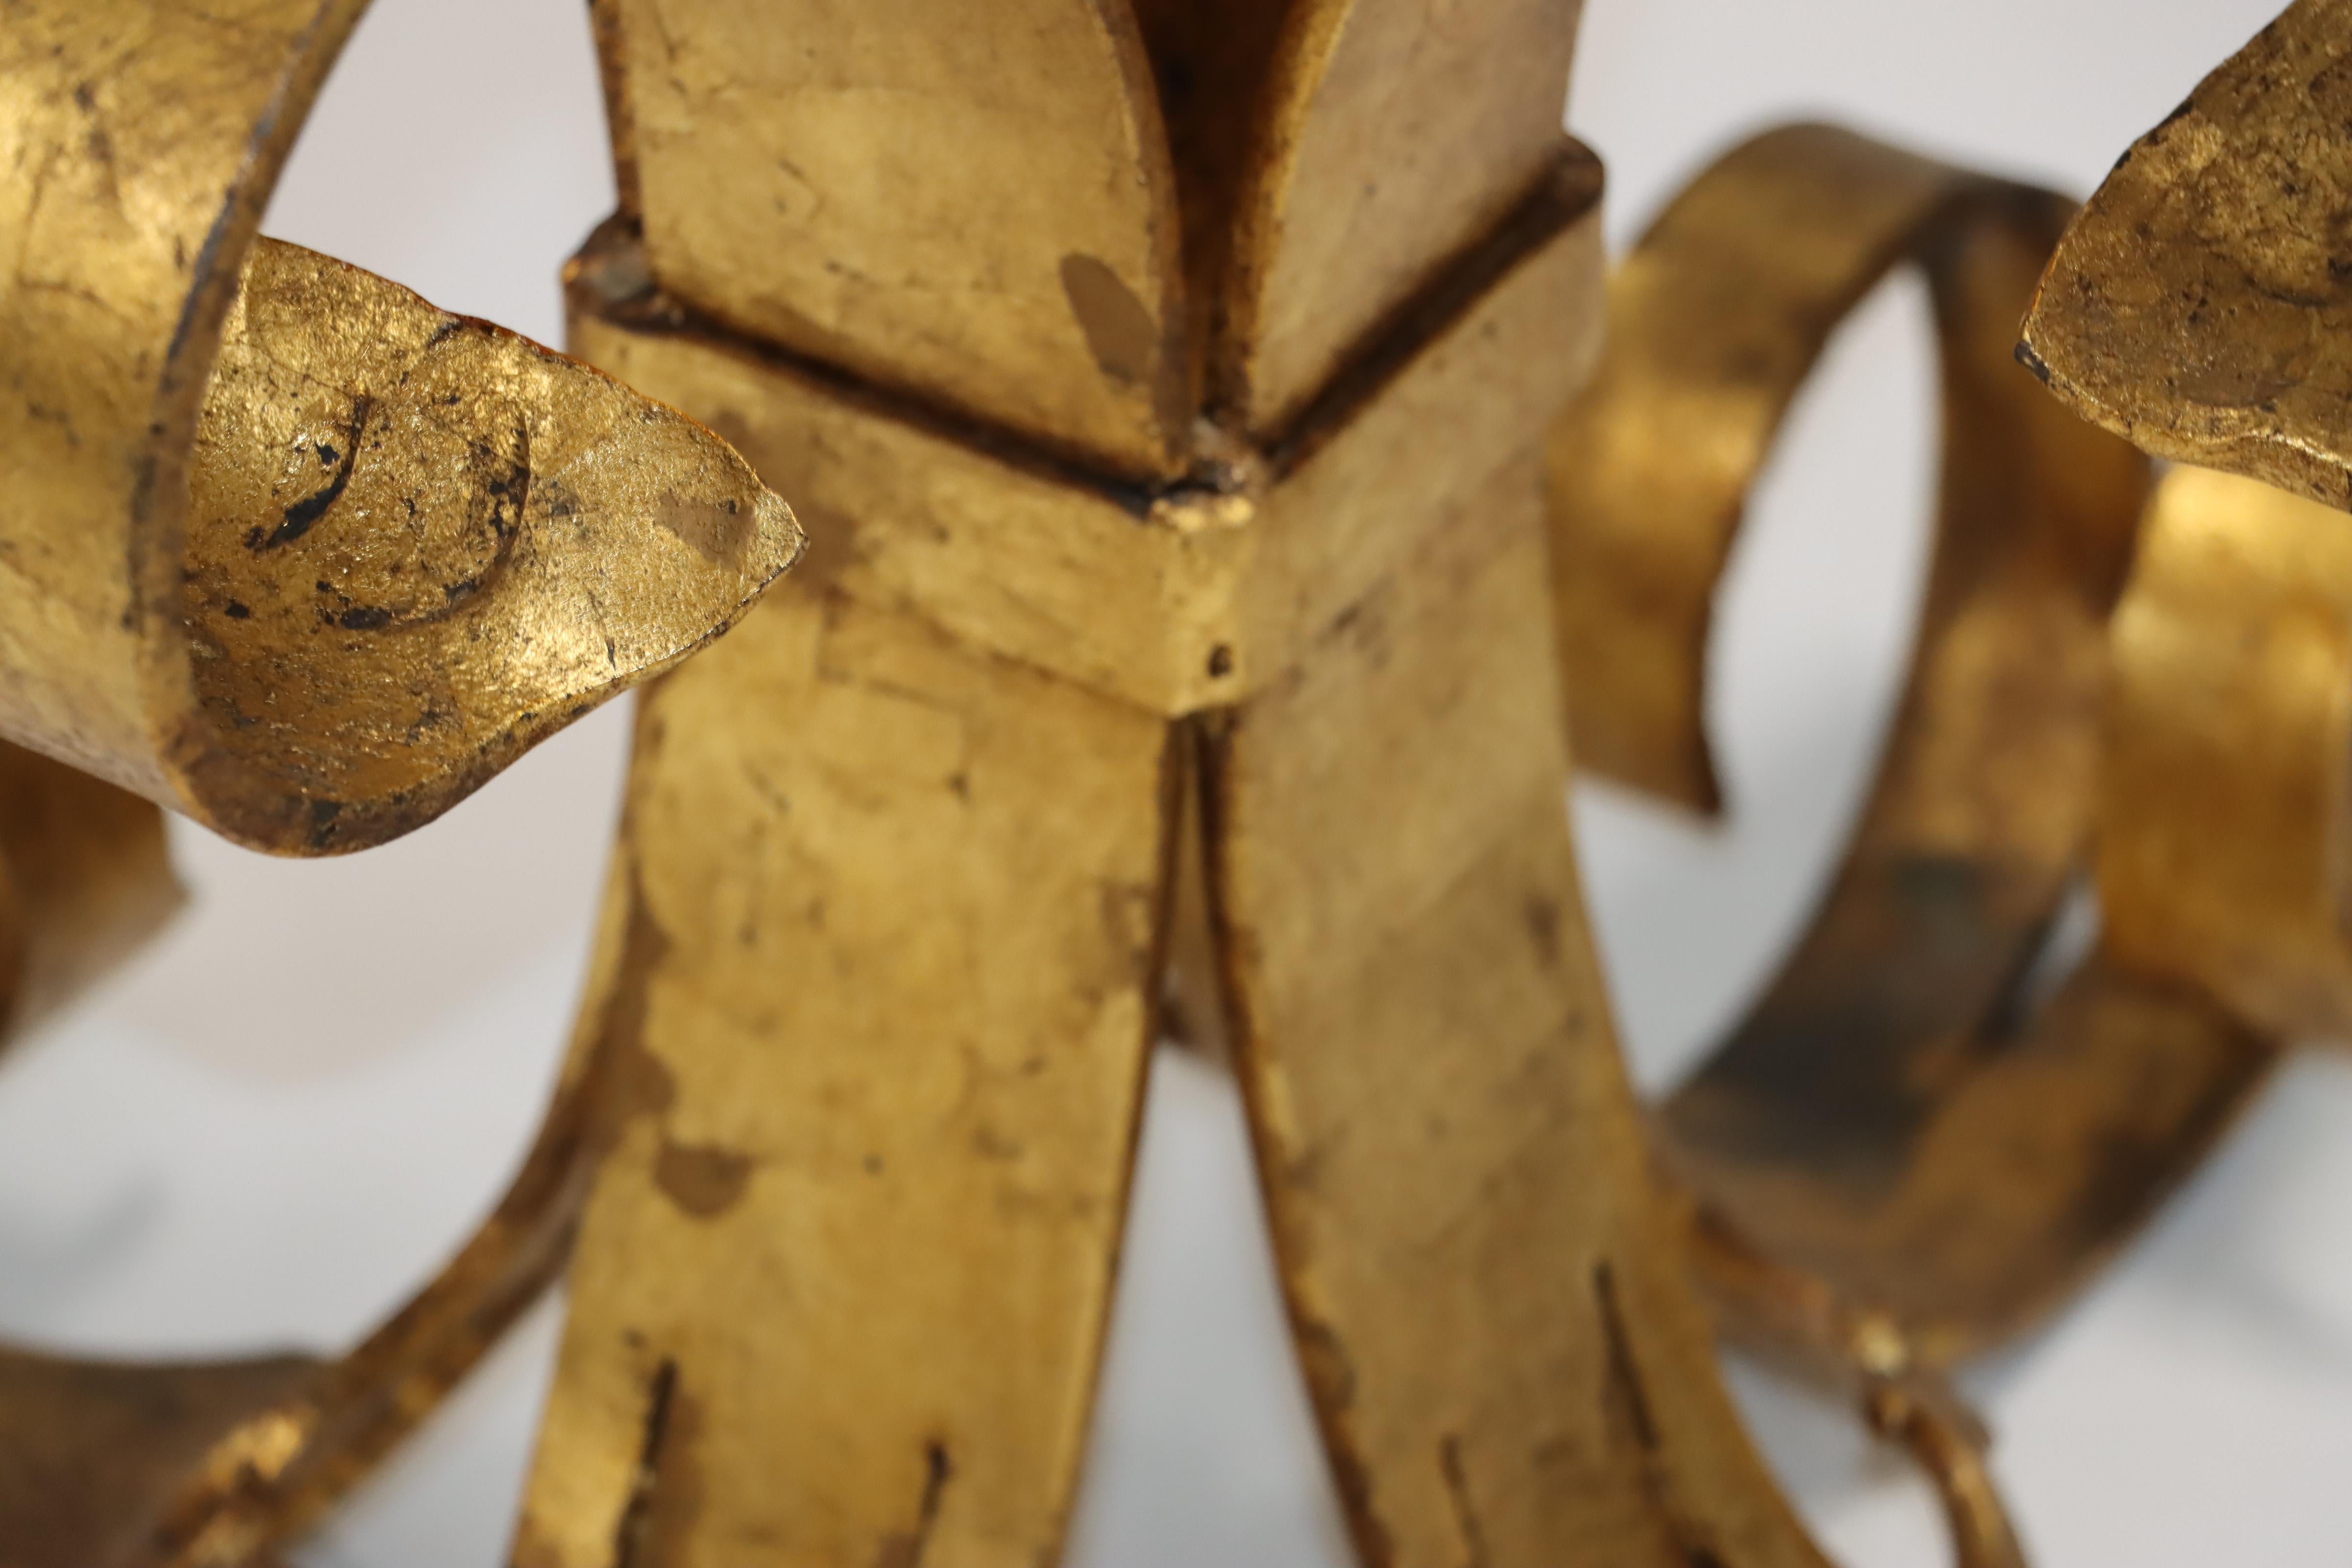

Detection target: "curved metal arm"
[1, 0, 798, 855]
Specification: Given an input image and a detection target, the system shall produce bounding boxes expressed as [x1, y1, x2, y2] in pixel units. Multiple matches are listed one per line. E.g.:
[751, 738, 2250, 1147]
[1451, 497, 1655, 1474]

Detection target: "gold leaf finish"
[594, 0, 1592, 473]
[534, 1, 1865, 1545]
[2102, 464, 2352, 1038]
[1551, 124, 2276, 1559]
[18, 0, 2352, 1564]
[516, 592, 1173, 1568]
[186, 238, 797, 852]
[2020, 0, 2352, 509]
[1552, 123, 2142, 813]
[1218, 0, 1583, 433]
[1207, 462, 1833, 1568]
[595, 0, 1193, 478]
[1, 0, 800, 854]
[564, 149, 1602, 721]
[533, 158, 1825, 1568]
[2025, 0, 2352, 1050]
[0, 1, 803, 1560]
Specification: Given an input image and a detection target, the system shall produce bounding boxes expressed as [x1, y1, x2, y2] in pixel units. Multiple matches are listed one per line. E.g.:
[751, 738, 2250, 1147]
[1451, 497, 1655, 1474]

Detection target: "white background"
[0, 1, 2337, 1563]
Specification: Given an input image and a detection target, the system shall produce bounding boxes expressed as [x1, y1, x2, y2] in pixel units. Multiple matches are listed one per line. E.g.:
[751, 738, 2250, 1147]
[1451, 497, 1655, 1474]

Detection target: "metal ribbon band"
[1, 1006, 614, 1568]
[0, 745, 181, 1048]
[2, 0, 798, 854]
[8, 0, 2345, 1563]
[513, 6, 1874, 1568]
[2026, 0, 2352, 1046]
[0, 746, 626, 1568]
[2020, 0, 2352, 514]
[0, 1, 799, 1562]
[1549, 122, 2279, 1566]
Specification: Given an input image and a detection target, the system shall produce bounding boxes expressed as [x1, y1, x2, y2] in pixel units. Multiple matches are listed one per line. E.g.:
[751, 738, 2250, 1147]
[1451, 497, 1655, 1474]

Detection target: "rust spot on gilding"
[599, 884, 762, 1224]
[1059, 254, 1156, 387]
[654, 1139, 756, 1217]
[602, 886, 680, 1126]
[1524, 896, 1562, 967]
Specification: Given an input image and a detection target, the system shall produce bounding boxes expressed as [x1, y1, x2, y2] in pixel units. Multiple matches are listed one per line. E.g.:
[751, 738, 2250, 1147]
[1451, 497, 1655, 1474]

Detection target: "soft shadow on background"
[0, 1, 2336, 1564]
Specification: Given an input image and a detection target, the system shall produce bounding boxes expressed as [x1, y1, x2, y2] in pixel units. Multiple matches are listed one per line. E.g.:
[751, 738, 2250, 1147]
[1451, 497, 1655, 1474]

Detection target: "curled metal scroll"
[2025, 0, 2352, 1043]
[0, 781, 625, 1568]
[9, 3, 2349, 1565]
[1550, 122, 2280, 1564]
[0, 1, 800, 1562]
[0, 1070, 605, 1568]
[2019, 0, 2352, 514]
[2098, 466, 2352, 1041]
[2, 0, 798, 854]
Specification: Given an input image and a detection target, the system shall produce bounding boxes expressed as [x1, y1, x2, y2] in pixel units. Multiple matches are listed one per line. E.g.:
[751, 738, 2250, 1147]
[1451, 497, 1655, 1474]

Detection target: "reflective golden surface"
[1, 0, 798, 852]
[514, 5, 1868, 1567]
[594, 0, 1194, 478]
[2021, 0, 2352, 508]
[2023, 0, 2352, 1048]
[593, 0, 1589, 472]
[1211, 0, 1584, 433]
[529, 172, 1861, 1568]
[1552, 123, 2264, 1403]
[1546, 64, 2352, 1558]
[186, 238, 796, 852]
[0, 1, 798, 1562]
[1549, 121, 2250, 1568]
[2102, 458, 2352, 1036]
[11, 0, 2352, 1565]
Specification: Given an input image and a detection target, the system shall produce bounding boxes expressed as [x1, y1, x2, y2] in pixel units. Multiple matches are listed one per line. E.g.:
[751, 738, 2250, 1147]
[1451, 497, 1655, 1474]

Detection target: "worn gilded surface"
[596, 0, 1595, 477]
[13, 0, 2352, 1563]
[1549, 125, 2276, 1564]
[1209, 458, 1831, 1568]
[0, 0, 800, 852]
[516, 587, 1173, 1568]
[1215, 0, 1583, 433]
[2019, 0, 2352, 509]
[508, 0, 1902, 1556]
[186, 239, 798, 851]
[530, 162, 1849, 1568]
[594, 0, 1192, 477]
[0, 0, 803, 1561]
[2022, 0, 2352, 1045]
[0, 0, 356, 815]
[2101, 465, 2352, 1039]
[567, 151, 1600, 722]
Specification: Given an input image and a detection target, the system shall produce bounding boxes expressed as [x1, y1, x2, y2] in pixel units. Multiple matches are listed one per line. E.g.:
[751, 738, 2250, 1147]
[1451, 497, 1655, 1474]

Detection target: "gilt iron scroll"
[2, 2, 2352, 1567]
[0, 1, 797, 1563]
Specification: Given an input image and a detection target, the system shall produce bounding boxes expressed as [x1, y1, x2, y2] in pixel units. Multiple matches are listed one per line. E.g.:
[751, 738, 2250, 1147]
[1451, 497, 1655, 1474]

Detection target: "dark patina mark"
[1593, 1262, 1730, 1568]
[251, 396, 372, 551]
[654, 1139, 756, 1218]
[876, 1441, 954, 1568]
[1438, 1434, 1490, 1568]
[1059, 253, 1157, 387]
